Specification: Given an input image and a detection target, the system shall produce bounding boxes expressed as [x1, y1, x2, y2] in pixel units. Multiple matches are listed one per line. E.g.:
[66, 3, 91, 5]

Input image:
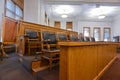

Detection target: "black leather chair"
[69, 35, 79, 41]
[42, 32, 57, 45]
[90, 37, 95, 42]
[79, 37, 85, 42]
[41, 31, 60, 71]
[58, 34, 68, 41]
[84, 37, 90, 42]
[25, 30, 41, 56]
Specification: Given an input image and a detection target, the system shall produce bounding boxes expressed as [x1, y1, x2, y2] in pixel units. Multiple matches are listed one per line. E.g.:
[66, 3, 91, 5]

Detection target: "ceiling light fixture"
[61, 14, 68, 18]
[98, 15, 106, 19]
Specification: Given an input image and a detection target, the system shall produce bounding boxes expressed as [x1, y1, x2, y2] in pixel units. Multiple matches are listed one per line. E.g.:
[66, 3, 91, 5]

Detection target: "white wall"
[0, 0, 5, 41]
[24, 0, 48, 25]
[24, 0, 40, 24]
[77, 21, 112, 41]
[39, 0, 46, 25]
[112, 15, 120, 37]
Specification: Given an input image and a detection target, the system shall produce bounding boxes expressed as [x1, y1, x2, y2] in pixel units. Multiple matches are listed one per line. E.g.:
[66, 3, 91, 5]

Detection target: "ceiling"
[44, 0, 120, 21]
[44, 0, 120, 4]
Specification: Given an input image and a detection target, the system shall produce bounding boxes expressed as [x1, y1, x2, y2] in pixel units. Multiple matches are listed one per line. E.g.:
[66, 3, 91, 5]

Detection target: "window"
[104, 28, 111, 41]
[83, 27, 90, 37]
[93, 27, 101, 41]
[5, 0, 23, 20]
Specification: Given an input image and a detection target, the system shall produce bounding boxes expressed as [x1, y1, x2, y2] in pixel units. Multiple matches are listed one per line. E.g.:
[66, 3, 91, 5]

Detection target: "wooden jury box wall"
[2, 17, 78, 54]
[17, 20, 78, 55]
[59, 42, 117, 80]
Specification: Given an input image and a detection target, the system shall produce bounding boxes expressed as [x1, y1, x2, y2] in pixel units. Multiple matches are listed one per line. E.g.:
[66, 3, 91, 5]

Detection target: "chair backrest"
[57, 34, 67, 41]
[42, 32, 57, 44]
[90, 37, 95, 42]
[84, 37, 90, 42]
[25, 29, 38, 39]
[79, 37, 84, 42]
[69, 34, 79, 41]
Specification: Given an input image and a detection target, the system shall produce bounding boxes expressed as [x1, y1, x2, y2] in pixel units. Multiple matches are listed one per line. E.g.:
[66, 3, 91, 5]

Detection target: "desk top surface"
[58, 42, 118, 46]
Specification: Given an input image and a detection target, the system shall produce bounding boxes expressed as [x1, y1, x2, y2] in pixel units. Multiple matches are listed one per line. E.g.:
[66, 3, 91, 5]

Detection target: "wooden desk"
[58, 42, 117, 80]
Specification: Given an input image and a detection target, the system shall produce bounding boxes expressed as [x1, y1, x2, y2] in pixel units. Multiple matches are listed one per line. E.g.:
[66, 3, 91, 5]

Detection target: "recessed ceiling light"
[55, 5, 74, 14]
[61, 14, 68, 18]
[98, 15, 106, 19]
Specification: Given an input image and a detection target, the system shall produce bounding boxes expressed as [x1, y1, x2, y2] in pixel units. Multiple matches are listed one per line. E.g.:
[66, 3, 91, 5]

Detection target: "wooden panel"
[59, 42, 117, 80]
[66, 22, 73, 30]
[68, 46, 97, 80]
[97, 45, 108, 74]
[60, 47, 69, 80]
[2, 17, 18, 43]
[54, 21, 60, 28]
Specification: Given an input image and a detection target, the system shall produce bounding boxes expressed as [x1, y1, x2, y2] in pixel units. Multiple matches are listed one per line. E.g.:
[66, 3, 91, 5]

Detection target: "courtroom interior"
[0, 0, 120, 80]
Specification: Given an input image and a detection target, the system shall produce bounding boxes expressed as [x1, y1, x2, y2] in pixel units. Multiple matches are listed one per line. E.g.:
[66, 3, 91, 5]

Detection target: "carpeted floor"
[100, 54, 120, 80]
[37, 66, 59, 80]
[0, 53, 59, 80]
[0, 53, 34, 80]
